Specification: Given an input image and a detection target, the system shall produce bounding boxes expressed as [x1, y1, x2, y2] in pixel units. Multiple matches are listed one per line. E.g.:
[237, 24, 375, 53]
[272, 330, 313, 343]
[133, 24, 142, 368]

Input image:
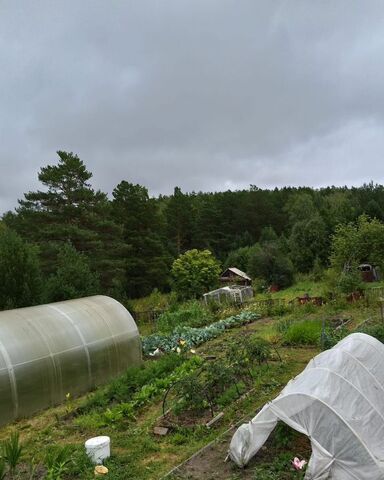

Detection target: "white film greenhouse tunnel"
[0, 295, 141, 426]
[229, 333, 384, 480]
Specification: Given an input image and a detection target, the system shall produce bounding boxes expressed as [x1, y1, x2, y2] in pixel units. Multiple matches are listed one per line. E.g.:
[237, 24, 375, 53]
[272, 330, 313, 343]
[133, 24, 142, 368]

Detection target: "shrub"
[171, 249, 221, 300]
[173, 375, 208, 415]
[283, 320, 323, 346]
[246, 336, 272, 364]
[337, 268, 365, 295]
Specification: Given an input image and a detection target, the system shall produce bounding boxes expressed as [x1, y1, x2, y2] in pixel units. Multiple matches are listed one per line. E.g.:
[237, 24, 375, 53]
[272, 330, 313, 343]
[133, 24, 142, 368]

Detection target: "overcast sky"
[1, 1, 384, 213]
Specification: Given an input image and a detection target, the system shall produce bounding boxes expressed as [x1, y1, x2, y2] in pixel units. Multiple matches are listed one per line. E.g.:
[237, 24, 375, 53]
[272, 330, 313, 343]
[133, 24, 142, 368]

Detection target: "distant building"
[220, 267, 252, 286]
[358, 263, 380, 282]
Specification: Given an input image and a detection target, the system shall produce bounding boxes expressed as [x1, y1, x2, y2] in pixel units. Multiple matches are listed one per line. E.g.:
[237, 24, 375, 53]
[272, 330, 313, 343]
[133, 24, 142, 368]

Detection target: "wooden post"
[380, 298, 384, 324]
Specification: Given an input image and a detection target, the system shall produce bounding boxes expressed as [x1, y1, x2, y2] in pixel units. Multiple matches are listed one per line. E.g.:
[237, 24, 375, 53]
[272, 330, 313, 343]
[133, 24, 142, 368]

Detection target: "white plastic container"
[85, 436, 111, 464]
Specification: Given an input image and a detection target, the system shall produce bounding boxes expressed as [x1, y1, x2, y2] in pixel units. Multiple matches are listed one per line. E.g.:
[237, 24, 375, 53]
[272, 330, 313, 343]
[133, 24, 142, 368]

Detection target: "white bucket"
[85, 436, 111, 464]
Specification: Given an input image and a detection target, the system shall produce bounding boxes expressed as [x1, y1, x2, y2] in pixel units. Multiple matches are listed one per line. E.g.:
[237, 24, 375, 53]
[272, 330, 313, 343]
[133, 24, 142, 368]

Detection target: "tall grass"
[283, 320, 323, 346]
[156, 301, 213, 333]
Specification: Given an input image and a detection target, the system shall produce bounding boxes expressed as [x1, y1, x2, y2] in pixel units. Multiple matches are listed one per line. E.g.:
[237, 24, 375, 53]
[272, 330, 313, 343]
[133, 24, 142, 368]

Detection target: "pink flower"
[292, 457, 307, 470]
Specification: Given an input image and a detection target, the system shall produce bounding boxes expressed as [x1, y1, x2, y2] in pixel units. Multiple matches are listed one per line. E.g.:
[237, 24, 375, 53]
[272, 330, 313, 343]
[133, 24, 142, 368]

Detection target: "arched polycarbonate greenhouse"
[0, 295, 141, 426]
[230, 333, 384, 479]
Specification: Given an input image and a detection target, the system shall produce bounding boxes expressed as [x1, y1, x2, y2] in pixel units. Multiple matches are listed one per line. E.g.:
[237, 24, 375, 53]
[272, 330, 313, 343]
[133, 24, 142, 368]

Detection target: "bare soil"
[167, 424, 311, 480]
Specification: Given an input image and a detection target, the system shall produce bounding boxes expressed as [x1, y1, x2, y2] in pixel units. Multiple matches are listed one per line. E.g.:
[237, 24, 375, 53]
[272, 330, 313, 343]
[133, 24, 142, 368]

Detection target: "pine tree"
[8, 151, 124, 291]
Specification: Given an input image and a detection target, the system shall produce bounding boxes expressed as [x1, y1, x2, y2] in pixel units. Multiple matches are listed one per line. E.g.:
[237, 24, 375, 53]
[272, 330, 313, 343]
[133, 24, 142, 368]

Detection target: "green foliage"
[322, 191, 356, 228]
[245, 336, 272, 364]
[223, 245, 258, 273]
[131, 289, 172, 312]
[112, 181, 170, 297]
[0, 228, 41, 310]
[165, 187, 195, 255]
[171, 249, 221, 300]
[284, 193, 317, 225]
[321, 325, 348, 350]
[289, 215, 328, 273]
[0, 458, 5, 480]
[11, 151, 124, 291]
[142, 311, 259, 355]
[283, 320, 323, 346]
[336, 266, 365, 295]
[44, 446, 73, 480]
[252, 452, 304, 479]
[359, 323, 384, 343]
[330, 215, 384, 272]
[2, 431, 22, 476]
[156, 301, 212, 333]
[310, 257, 324, 281]
[248, 243, 294, 289]
[174, 375, 208, 414]
[273, 422, 298, 448]
[79, 353, 198, 413]
[259, 226, 279, 245]
[43, 242, 100, 302]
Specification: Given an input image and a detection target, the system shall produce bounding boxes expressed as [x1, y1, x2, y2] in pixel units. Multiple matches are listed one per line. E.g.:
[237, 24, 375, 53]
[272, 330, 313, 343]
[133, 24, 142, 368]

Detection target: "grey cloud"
[1, 0, 384, 212]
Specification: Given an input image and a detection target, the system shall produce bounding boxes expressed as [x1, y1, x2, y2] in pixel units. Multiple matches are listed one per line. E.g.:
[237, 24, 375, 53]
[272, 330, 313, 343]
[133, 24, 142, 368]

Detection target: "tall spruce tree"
[164, 187, 195, 255]
[112, 181, 170, 298]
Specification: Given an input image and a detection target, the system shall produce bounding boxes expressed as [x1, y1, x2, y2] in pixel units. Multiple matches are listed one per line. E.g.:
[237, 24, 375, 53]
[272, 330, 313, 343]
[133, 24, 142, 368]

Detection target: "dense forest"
[1, 150, 384, 309]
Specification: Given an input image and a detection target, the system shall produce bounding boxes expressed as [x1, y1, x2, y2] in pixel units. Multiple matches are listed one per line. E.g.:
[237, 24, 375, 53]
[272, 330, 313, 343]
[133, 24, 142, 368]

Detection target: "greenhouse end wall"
[0, 295, 142, 426]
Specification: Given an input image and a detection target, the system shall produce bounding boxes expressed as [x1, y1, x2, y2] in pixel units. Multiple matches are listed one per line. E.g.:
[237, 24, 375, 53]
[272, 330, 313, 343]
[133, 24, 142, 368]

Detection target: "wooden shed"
[220, 267, 252, 286]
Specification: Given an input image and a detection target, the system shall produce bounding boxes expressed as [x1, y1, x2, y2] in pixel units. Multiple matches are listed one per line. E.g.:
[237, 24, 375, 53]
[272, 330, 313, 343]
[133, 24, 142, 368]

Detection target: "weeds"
[283, 320, 323, 346]
[0, 458, 5, 480]
[44, 446, 73, 480]
[2, 431, 22, 477]
[156, 301, 213, 333]
[273, 422, 298, 448]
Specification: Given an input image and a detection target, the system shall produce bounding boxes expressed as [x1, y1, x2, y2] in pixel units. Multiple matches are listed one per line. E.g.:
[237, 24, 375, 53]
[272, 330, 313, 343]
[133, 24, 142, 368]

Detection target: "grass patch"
[283, 320, 323, 346]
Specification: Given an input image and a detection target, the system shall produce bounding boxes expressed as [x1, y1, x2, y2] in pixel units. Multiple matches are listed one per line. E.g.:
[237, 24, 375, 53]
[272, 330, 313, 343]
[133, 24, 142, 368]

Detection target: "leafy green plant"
[173, 375, 208, 415]
[245, 336, 271, 365]
[2, 431, 22, 477]
[44, 446, 72, 480]
[273, 422, 297, 448]
[142, 311, 260, 355]
[79, 352, 187, 413]
[359, 323, 384, 343]
[320, 325, 348, 350]
[283, 320, 323, 346]
[203, 360, 236, 401]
